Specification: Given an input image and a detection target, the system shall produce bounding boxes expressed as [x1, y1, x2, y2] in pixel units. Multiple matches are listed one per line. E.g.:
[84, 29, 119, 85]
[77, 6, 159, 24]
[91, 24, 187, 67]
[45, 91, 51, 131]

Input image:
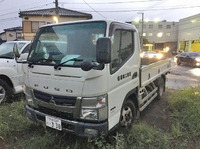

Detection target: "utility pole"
[54, 0, 59, 22]
[138, 12, 144, 51]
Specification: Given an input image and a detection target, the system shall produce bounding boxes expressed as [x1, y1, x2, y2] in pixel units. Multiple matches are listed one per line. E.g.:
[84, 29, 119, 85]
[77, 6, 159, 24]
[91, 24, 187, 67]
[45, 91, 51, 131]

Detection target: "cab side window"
[110, 29, 134, 73]
[22, 43, 31, 54]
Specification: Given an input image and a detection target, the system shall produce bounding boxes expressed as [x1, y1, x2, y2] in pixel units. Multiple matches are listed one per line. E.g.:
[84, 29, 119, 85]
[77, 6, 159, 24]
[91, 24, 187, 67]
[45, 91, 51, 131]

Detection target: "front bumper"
[25, 104, 108, 137]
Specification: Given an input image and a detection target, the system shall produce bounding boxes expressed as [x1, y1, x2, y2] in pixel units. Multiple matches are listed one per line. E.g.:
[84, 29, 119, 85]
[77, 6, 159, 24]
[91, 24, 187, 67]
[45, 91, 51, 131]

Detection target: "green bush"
[169, 86, 200, 138]
[0, 100, 31, 137]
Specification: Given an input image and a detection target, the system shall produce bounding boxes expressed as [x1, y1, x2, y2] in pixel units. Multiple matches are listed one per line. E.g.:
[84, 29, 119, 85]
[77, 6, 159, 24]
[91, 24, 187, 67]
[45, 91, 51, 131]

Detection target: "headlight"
[80, 94, 108, 121]
[195, 58, 200, 62]
[148, 54, 154, 58]
[156, 54, 163, 59]
[81, 109, 98, 120]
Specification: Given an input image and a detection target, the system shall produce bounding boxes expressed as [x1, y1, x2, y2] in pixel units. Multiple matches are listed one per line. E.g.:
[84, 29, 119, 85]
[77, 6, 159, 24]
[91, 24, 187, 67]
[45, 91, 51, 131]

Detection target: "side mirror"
[81, 60, 93, 71]
[96, 37, 111, 64]
[13, 43, 20, 58]
[18, 53, 29, 62]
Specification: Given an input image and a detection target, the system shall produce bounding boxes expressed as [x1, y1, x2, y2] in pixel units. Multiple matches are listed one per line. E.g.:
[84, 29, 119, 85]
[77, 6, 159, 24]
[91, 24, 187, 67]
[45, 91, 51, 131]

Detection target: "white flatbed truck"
[22, 20, 171, 137]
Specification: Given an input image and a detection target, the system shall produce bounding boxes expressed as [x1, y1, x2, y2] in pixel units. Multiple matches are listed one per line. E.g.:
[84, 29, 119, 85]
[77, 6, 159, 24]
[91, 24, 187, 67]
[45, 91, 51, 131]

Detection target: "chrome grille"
[33, 90, 76, 106]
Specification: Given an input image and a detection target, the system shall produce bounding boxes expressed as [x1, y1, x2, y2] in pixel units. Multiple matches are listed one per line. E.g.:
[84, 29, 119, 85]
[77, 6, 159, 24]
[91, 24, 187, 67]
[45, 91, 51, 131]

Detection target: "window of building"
[143, 24, 146, 29]
[166, 25, 171, 29]
[158, 24, 163, 29]
[47, 22, 53, 24]
[9, 34, 13, 37]
[16, 33, 23, 39]
[148, 33, 153, 36]
[110, 29, 134, 73]
[23, 21, 31, 33]
[149, 24, 153, 29]
[157, 32, 163, 37]
[32, 21, 45, 33]
[166, 33, 170, 36]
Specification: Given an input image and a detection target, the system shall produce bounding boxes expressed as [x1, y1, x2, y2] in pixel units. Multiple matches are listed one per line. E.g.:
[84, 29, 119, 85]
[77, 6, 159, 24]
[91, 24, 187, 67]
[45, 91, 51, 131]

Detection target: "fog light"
[84, 128, 98, 136]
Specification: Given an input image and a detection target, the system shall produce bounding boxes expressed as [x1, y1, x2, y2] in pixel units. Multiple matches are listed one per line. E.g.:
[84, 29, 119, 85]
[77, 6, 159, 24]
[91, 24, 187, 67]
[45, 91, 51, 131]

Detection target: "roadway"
[166, 59, 200, 90]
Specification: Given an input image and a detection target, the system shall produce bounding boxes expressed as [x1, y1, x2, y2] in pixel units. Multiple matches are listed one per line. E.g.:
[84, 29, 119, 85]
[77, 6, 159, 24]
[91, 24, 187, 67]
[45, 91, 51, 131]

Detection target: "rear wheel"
[177, 59, 181, 65]
[0, 79, 12, 104]
[120, 100, 136, 129]
[156, 77, 165, 100]
[191, 61, 196, 68]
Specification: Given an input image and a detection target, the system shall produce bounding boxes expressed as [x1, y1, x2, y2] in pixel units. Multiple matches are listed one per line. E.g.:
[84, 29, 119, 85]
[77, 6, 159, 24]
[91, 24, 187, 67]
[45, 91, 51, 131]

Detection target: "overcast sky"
[1, 0, 200, 33]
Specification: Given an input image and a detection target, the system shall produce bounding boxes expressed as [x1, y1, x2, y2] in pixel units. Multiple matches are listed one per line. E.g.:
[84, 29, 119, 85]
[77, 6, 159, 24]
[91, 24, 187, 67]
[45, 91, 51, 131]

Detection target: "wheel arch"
[123, 87, 139, 112]
[0, 75, 14, 89]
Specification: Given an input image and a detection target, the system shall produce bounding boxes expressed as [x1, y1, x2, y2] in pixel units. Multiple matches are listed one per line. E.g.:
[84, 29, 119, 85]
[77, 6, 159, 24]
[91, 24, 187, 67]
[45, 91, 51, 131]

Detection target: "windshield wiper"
[54, 58, 83, 70]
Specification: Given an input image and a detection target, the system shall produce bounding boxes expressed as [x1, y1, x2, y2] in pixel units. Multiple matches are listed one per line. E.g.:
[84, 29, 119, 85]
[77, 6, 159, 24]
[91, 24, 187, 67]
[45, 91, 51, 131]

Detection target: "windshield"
[0, 42, 26, 59]
[28, 21, 106, 66]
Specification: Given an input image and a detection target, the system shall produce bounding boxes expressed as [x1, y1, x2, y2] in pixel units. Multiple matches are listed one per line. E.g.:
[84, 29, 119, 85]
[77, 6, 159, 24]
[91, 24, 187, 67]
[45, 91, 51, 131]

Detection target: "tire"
[0, 79, 13, 104]
[191, 62, 196, 68]
[119, 100, 136, 129]
[177, 59, 181, 65]
[156, 77, 165, 100]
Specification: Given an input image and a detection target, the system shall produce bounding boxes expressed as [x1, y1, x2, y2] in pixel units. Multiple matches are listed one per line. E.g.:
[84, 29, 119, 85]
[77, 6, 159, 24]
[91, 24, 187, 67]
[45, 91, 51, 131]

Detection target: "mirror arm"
[93, 63, 105, 70]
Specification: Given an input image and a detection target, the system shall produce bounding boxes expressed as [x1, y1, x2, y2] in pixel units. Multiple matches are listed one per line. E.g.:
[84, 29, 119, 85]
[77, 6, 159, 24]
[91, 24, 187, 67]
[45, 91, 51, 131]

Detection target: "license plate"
[45, 115, 62, 130]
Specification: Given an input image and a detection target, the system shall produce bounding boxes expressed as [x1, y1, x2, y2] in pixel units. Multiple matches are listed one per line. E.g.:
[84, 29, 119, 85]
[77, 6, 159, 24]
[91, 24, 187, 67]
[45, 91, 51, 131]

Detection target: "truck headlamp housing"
[80, 94, 108, 121]
[81, 109, 98, 120]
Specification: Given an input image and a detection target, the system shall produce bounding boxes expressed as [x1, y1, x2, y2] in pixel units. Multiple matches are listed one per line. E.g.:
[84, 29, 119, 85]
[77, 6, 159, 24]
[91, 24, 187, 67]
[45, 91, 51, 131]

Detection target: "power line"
[82, 0, 107, 19]
[60, 0, 163, 4]
[0, 3, 53, 17]
[78, 5, 200, 12]
[0, 17, 20, 22]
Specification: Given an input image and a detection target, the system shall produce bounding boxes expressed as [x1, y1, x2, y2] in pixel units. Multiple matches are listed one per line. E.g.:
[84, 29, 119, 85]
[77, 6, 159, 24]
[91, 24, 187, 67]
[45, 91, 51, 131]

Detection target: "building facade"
[0, 26, 23, 41]
[19, 7, 92, 40]
[178, 13, 200, 52]
[131, 20, 179, 53]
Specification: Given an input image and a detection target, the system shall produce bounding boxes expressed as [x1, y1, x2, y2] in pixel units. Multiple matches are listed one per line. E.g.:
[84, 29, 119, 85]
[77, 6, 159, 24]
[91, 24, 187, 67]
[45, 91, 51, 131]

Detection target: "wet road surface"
[166, 60, 200, 90]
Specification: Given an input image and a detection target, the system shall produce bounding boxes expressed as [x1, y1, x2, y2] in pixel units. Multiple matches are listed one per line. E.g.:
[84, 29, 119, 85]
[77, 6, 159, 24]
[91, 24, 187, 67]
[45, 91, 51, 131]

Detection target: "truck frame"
[24, 20, 171, 137]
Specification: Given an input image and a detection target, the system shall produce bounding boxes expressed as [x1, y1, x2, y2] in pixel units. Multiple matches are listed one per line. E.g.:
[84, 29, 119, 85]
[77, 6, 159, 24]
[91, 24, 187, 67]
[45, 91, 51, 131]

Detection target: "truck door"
[107, 23, 140, 130]
[17, 43, 31, 85]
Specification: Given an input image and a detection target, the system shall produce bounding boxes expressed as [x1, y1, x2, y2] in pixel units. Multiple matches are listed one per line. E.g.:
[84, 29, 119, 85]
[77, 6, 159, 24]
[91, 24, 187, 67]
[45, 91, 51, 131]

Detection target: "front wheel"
[0, 79, 12, 104]
[120, 100, 136, 129]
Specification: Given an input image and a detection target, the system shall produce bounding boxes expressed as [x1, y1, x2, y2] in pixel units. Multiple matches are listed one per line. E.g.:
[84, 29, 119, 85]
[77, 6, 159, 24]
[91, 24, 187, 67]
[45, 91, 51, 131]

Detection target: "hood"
[26, 65, 107, 97]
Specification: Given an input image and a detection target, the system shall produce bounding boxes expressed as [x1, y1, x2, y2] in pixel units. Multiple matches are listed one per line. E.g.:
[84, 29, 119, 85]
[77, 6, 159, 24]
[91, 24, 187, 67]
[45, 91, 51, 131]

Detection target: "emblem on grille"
[66, 89, 73, 93]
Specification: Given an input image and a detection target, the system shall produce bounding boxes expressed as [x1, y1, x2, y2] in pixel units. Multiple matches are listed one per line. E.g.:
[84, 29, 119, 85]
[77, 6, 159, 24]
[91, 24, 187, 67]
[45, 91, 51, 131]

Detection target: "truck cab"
[24, 20, 170, 137]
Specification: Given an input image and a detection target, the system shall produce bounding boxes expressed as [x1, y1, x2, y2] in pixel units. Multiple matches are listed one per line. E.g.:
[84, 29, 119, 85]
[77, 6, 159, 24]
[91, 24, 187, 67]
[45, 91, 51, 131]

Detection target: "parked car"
[0, 41, 31, 104]
[140, 51, 164, 65]
[175, 52, 200, 67]
[140, 51, 163, 59]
